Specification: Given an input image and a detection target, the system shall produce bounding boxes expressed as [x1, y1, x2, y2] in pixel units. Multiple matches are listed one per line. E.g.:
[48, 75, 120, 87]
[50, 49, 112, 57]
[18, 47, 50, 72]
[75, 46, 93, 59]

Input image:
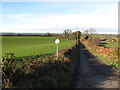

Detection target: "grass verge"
[82, 41, 120, 69]
[2, 44, 79, 88]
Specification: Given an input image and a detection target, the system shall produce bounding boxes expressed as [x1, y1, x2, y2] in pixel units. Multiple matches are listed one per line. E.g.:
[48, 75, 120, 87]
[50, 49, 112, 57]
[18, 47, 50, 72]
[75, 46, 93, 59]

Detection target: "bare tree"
[83, 28, 96, 35]
[88, 28, 96, 34]
[83, 30, 89, 34]
[63, 29, 72, 38]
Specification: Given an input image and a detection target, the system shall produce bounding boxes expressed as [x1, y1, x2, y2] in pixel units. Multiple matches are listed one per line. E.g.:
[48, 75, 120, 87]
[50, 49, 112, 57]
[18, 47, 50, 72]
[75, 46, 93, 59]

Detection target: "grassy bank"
[82, 40, 120, 69]
[2, 44, 79, 88]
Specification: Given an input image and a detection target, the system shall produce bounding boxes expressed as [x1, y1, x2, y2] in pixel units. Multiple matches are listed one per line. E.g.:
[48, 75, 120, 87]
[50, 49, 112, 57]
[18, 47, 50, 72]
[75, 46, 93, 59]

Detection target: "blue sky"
[1, 0, 118, 34]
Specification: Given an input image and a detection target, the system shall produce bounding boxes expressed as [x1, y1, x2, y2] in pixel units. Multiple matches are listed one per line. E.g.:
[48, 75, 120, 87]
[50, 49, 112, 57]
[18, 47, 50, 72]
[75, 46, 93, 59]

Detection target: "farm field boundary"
[2, 36, 79, 88]
[82, 40, 120, 69]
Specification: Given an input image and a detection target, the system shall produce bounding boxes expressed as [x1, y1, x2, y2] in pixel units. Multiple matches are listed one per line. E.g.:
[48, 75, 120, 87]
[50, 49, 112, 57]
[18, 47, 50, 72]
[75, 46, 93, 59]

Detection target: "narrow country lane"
[74, 42, 120, 88]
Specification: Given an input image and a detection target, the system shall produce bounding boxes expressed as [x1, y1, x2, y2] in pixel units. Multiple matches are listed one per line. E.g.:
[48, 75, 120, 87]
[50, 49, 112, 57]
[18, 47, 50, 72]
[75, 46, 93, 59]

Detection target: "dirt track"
[74, 42, 120, 88]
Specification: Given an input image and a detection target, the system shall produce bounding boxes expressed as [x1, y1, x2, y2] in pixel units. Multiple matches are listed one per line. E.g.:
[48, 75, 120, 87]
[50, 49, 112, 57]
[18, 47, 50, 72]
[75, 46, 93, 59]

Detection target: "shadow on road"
[74, 42, 119, 88]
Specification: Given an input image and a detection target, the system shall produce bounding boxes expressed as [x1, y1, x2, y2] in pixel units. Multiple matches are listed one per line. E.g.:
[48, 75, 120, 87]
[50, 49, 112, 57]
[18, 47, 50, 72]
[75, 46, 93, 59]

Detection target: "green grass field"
[2, 36, 73, 57]
[104, 38, 119, 48]
[105, 42, 118, 48]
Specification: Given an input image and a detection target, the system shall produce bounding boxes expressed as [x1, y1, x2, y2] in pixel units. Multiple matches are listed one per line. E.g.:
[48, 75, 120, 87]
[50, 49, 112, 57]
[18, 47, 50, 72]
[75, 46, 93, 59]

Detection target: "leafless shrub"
[89, 37, 101, 46]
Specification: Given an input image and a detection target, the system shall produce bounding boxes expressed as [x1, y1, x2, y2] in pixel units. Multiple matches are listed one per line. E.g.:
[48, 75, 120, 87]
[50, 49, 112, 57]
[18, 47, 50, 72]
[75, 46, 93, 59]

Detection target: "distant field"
[105, 42, 118, 48]
[105, 39, 119, 48]
[2, 36, 73, 57]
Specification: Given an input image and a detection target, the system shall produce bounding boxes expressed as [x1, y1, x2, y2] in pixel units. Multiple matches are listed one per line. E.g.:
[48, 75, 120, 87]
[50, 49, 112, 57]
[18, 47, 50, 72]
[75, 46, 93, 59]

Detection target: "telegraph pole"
[77, 28, 78, 43]
[76, 28, 79, 45]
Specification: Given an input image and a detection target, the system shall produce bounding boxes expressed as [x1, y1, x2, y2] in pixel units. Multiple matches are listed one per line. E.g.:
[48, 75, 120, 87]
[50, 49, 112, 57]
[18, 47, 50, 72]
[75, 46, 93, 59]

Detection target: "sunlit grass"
[2, 36, 74, 57]
[105, 42, 118, 48]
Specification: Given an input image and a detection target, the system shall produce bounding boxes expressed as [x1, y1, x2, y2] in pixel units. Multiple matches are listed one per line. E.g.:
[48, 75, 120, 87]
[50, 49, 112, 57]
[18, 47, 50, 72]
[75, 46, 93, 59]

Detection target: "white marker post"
[55, 38, 60, 57]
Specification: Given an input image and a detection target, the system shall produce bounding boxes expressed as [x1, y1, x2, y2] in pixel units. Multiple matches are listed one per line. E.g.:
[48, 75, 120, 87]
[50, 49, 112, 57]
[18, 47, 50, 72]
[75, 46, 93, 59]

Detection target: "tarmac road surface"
[74, 42, 120, 88]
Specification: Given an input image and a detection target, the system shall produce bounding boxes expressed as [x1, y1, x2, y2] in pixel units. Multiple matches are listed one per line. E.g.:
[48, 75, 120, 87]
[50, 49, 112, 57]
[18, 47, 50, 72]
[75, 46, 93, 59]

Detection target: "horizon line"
[1, 32, 118, 35]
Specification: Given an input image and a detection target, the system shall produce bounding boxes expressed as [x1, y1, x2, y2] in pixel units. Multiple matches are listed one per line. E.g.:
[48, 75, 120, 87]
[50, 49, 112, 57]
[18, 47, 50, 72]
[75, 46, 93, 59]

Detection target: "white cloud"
[22, 5, 117, 29]
[2, 13, 33, 23]
[1, 3, 118, 33]
[98, 32, 118, 34]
